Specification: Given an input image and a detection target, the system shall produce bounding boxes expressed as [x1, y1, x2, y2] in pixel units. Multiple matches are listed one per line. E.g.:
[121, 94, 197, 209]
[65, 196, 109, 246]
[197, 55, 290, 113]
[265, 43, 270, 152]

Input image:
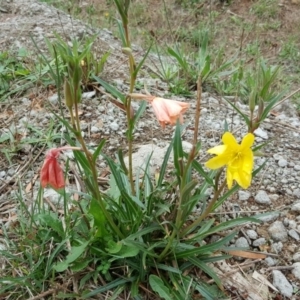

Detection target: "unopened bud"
[122, 47, 133, 56]
[64, 79, 73, 109]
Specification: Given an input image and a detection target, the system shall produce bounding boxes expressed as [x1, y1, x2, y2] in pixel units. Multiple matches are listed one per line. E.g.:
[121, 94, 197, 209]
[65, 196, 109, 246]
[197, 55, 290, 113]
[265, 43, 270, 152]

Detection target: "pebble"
[292, 262, 300, 280]
[268, 221, 288, 242]
[265, 257, 276, 266]
[109, 122, 119, 131]
[271, 242, 283, 253]
[48, 93, 58, 104]
[291, 202, 300, 211]
[91, 126, 100, 133]
[253, 238, 266, 247]
[293, 252, 300, 262]
[254, 128, 268, 139]
[288, 229, 300, 241]
[294, 165, 300, 171]
[238, 190, 250, 201]
[272, 270, 293, 298]
[293, 189, 300, 198]
[278, 158, 288, 167]
[254, 190, 271, 205]
[235, 237, 249, 248]
[246, 230, 258, 240]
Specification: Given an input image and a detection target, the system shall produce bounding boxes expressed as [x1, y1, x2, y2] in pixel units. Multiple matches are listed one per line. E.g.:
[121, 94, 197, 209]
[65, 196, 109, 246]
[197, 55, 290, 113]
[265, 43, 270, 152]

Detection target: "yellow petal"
[242, 149, 254, 173]
[205, 154, 228, 169]
[241, 133, 255, 150]
[226, 167, 233, 189]
[234, 170, 252, 189]
[207, 145, 227, 155]
[222, 132, 238, 148]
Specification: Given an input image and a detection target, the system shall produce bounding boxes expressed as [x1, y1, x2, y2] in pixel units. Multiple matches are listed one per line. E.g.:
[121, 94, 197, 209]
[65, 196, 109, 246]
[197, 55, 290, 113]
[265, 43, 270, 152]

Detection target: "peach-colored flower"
[130, 93, 190, 128]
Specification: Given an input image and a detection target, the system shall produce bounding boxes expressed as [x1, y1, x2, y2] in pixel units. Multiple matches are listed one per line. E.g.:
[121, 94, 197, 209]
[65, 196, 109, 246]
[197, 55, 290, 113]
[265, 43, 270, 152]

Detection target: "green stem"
[73, 94, 124, 239]
[180, 180, 227, 237]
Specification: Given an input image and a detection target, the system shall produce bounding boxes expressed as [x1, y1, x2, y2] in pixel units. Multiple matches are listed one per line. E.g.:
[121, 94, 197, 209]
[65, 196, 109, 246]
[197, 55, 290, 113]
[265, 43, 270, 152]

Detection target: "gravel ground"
[0, 0, 300, 299]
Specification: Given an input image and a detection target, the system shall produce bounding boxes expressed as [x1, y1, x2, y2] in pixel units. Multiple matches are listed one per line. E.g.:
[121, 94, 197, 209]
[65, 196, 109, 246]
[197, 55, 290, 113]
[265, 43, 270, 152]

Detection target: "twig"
[266, 265, 295, 272]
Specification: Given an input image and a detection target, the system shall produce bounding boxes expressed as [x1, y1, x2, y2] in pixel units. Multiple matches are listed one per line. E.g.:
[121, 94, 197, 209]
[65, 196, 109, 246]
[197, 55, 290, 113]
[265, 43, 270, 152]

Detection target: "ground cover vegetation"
[0, 0, 300, 299]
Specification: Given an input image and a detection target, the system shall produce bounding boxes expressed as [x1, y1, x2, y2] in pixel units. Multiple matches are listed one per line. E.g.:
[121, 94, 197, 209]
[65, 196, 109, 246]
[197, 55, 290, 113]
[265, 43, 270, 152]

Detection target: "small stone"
[271, 242, 283, 253]
[235, 237, 249, 248]
[7, 168, 15, 176]
[91, 126, 100, 133]
[48, 93, 58, 104]
[0, 171, 6, 178]
[238, 190, 251, 201]
[272, 270, 293, 298]
[291, 202, 300, 211]
[294, 165, 300, 171]
[268, 221, 288, 242]
[82, 91, 96, 99]
[265, 257, 276, 266]
[254, 128, 268, 139]
[255, 190, 271, 205]
[293, 189, 300, 198]
[292, 262, 300, 279]
[289, 220, 298, 229]
[246, 230, 258, 240]
[293, 252, 300, 262]
[109, 122, 119, 131]
[253, 238, 266, 247]
[288, 229, 300, 241]
[278, 158, 288, 167]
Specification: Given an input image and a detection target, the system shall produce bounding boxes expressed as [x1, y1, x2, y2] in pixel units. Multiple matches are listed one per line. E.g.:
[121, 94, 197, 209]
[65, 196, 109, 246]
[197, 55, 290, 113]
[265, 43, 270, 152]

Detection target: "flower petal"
[234, 169, 252, 189]
[205, 154, 228, 169]
[222, 132, 238, 148]
[207, 145, 227, 155]
[241, 133, 255, 150]
[226, 167, 233, 189]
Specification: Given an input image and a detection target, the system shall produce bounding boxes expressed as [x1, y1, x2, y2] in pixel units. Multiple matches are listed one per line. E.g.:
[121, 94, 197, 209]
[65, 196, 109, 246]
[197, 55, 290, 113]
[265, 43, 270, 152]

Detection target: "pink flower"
[40, 146, 81, 190]
[150, 97, 190, 128]
[130, 93, 190, 128]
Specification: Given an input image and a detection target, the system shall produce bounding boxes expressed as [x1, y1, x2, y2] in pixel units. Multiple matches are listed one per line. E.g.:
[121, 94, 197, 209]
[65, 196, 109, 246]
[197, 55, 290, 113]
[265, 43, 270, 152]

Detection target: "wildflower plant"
[1, 1, 293, 299]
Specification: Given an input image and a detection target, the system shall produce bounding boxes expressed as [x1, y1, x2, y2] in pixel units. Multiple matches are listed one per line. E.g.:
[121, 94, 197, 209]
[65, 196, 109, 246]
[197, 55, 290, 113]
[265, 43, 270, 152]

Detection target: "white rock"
[278, 158, 288, 167]
[291, 202, 300, 211]
[268, 221, 288, 242]
[255, 190, 271, 205]
[82, 91, 96, 99]
[272, 270, 293, 298]
[238, 190, 251, 201]
[288, 229, 300, 241]
[246, 230, 258, 240]
[254, 128, 268, 139]
[292, 262, 300, 280]
[109, 122, 119, 131]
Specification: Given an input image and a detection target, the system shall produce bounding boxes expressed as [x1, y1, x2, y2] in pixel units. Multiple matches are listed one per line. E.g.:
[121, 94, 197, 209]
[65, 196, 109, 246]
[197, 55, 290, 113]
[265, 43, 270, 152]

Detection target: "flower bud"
[64, 79, 73, 109]
[122, 47, 133, 56]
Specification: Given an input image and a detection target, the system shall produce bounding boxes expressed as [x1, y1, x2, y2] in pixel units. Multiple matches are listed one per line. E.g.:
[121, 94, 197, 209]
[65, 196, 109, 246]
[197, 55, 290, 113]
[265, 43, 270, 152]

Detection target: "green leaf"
[54, 241, 89, 272]
[36, 213, 64, 236]
[106, 240, 123, 254]
[93, 75, 125, 103]
[92, 139, 106, 163]
[117, 243, 139, 258]
[133, 44, 152, 78]
[89, 198, 107, 237]
[82, 277, 136, 298]
[173, 121, 184, 177]
[188, 257, 221, 287]
[149, 275, 172, 300]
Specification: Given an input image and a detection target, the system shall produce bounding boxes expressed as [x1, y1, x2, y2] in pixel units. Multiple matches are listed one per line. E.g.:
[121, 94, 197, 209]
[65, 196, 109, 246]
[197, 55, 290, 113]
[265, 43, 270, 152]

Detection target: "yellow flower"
[205, 132, 254, 189]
